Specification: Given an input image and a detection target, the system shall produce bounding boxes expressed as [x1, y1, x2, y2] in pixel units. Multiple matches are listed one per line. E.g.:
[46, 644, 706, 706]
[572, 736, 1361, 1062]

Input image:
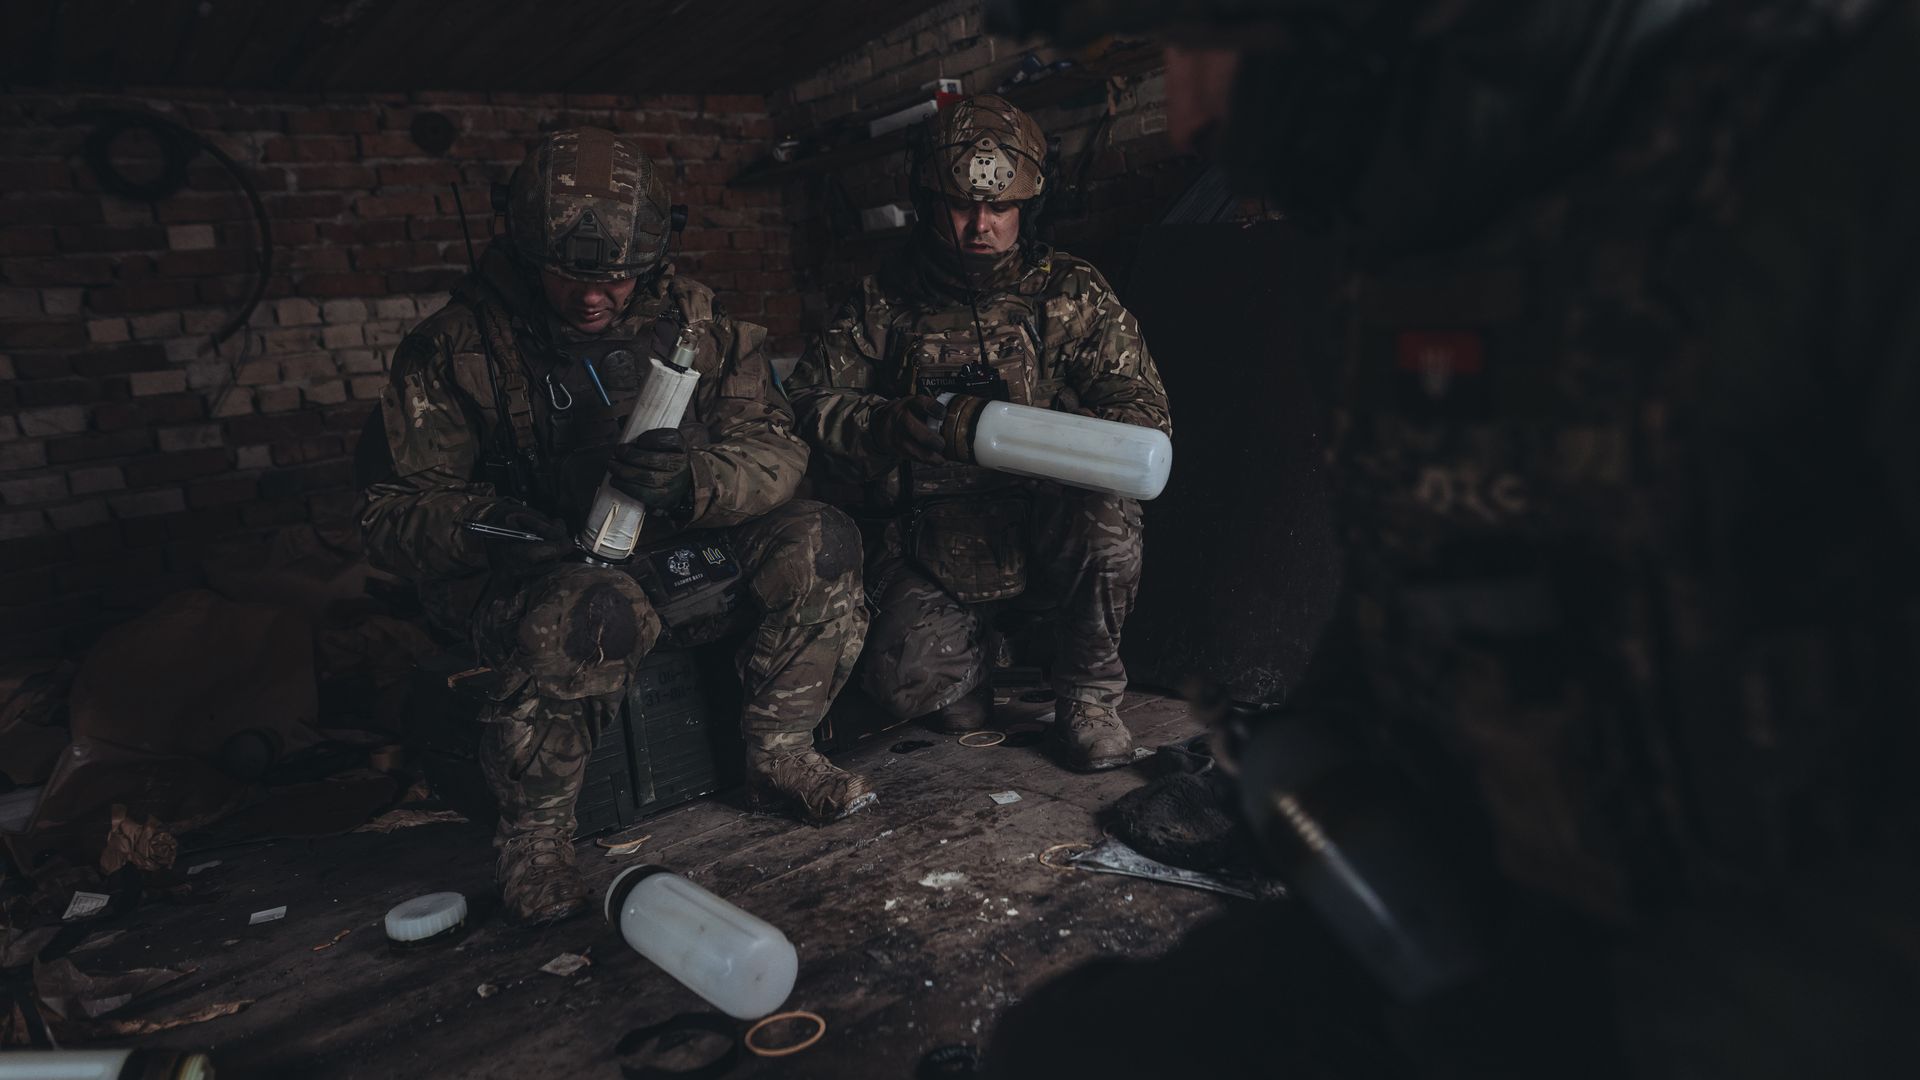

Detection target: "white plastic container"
[605, 865, 798, 1020]
[938, 394, 1173, 500]
[0, 1050, 212, 1080]
[578, 337, 702, 561]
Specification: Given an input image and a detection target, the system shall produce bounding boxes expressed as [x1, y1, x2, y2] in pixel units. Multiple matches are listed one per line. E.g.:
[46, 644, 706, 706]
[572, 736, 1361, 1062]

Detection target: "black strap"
[615, 1011, 741, 1080]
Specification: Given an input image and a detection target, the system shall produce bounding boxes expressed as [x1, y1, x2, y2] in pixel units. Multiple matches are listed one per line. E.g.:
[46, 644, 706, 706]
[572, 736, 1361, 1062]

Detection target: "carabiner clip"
[545, 372, 574, 412]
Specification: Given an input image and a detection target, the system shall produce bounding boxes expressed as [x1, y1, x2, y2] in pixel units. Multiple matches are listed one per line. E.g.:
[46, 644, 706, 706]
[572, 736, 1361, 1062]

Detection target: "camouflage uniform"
[787, 101, 1169, 763]
[361, 129, 869, 922]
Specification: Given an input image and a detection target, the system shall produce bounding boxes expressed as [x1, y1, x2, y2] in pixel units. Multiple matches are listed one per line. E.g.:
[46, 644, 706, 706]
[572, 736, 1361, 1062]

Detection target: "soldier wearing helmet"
[786, 96, 1172, 770]
[360, 128, 875, 926]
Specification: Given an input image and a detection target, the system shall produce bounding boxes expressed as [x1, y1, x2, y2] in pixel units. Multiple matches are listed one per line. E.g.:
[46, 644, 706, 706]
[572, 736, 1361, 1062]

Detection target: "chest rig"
[878, 287, 1055, 603]
[471, 292, 745, 634]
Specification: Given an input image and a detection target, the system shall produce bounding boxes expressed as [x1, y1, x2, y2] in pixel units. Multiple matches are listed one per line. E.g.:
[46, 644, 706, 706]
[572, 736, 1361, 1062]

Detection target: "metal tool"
[463, 521, 552, 543]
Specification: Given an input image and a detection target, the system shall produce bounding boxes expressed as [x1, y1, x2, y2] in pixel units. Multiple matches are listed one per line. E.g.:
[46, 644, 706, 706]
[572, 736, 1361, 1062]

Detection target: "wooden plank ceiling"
[2, 0, 947, 94]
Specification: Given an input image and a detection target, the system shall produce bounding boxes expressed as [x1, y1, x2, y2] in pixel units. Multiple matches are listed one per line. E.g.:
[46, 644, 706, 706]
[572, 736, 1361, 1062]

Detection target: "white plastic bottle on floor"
[934, 392, 1173, 500]
[605, 864, 798, 1020]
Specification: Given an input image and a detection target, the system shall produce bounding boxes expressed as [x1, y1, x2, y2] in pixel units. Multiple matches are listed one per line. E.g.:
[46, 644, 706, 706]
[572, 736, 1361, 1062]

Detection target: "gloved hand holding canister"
[931, 391, 1173, 500]
[868, 394, 950, 465]
[607, 428, 695, 513]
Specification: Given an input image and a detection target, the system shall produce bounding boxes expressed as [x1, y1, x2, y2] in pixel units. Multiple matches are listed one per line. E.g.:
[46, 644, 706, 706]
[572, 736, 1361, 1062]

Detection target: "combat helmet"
[915, 95, 1049, 205]
[506, 127, 672, 282]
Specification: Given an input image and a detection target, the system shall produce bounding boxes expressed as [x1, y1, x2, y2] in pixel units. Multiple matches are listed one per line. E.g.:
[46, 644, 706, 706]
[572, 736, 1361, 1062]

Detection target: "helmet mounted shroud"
[506, 126, 673, 283]
[910, 94, 1055, 258]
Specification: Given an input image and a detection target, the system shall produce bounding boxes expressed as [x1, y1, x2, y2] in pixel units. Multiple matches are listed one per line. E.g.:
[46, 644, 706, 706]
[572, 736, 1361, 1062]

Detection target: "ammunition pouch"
[907, 490, 1031, 603]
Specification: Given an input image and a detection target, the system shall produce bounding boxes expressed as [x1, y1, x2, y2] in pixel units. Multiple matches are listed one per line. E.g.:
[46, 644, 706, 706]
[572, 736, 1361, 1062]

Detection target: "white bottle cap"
[384, 891, 468, 943]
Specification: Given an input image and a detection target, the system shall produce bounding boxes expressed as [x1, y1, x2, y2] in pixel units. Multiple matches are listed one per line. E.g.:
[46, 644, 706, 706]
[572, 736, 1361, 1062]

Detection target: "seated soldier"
[785, 96, 1173, 771]
[360, 128, 874, 926]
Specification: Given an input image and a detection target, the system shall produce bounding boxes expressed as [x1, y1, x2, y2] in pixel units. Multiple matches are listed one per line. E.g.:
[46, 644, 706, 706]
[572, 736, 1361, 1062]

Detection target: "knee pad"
[511, 565, 660, 699]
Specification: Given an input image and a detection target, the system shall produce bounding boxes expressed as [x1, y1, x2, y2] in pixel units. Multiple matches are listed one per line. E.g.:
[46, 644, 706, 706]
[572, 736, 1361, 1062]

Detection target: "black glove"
[869, 395, 949, 465]
[472, 502, 575, 575]
[1051, 385, 1098, 418]
[607, 428, 695, 512]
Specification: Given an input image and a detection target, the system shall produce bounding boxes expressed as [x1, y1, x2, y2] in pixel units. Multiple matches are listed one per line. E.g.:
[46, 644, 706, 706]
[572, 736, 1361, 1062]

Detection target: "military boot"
[924, 683, 995, 734]
[480, 701, 595, 926]
[496, 833, 588, 926]
[1053, 699, 1134, 771]
[746, 730, 878, 824]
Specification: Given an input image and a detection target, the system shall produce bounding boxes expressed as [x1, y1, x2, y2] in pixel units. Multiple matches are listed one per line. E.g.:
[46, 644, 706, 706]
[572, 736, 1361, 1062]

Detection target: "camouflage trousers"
[467, 499, 867, 847]
[861, 487, 1144, 718]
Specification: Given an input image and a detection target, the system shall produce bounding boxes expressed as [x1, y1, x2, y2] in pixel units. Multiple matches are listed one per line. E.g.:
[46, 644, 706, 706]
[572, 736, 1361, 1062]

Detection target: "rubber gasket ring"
[743, 1010, 826, 1058]
[958, 731, 1006, 748]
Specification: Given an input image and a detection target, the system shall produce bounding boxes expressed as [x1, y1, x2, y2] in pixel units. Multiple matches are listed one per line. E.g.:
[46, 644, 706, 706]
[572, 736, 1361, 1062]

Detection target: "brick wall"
[763, 0, 1203, 332]
[0, 89, 788, 656]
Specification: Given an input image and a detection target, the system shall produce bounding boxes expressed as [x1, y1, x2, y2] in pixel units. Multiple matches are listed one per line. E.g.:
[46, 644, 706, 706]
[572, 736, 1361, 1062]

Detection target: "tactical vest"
[868, 270, 1070, 603]
[460, 284, 746, 630]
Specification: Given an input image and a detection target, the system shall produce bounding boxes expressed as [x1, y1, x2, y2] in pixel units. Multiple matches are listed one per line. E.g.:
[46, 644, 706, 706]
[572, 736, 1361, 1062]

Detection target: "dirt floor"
[51, 690, 1235, 1078]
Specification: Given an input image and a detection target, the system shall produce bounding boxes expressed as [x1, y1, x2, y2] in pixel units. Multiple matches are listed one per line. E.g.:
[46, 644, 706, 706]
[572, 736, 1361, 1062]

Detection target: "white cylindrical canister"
[578, 340, 702, 561]
[937, 394, 1173, 500]
[605, 865, 798, 1020]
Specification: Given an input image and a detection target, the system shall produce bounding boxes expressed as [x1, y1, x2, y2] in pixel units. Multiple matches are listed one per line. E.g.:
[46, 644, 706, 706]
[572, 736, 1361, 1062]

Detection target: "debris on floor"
[987, 790, 1022, 805]
[540, 952, 591, 977]
[311, 929, 352, 952]
[100, 998, 253, 1036]
[1066, 837, 1282, 900]
[248, 905, 287, 925]
[352, 807, 469, 833]
[32, 958, 191, 1020]
[595, 833, 652, 856]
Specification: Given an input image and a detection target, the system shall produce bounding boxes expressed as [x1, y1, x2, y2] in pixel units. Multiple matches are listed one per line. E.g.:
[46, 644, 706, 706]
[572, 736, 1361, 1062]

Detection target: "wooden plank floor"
[58, 691, 1232, 1078]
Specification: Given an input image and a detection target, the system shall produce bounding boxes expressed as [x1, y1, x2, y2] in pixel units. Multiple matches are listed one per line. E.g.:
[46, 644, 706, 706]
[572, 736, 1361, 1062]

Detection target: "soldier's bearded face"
[540, 269, 638, 334]
[942, 196, 1021, 255]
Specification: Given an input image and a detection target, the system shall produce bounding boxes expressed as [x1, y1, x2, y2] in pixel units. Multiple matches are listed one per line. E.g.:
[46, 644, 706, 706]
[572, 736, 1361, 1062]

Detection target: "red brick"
[0, 195, 101, 226]
[286, 246, 352, 272]
[285, 109, 381, 135]
[51, 224, 165, 251]
[288, 164, 380, 190]
[72, 345, 169, 376]
[154, 193, 253, 223]
[351, 242, 442, 270]
[93, 393, 204, 431]
[376, 162, 462, 186]
[18, 377, 111, 407]
[87, 279, 200, 314]
[354, 192, 437, 218]
[225, 411, 325, 444]
[158, 248, 252, 276]
[260, 135, 358, 163]
[319, 219, 407, 244]
[704, 94, 766, 114]
[0, 321, 85, 348]
[184, 478, 257, 510]
[123, 448, 230, 488]
[47, 430, 154, 464]
[265, 192, 352, 218]
[0, 226, 57, 255]
[385, 268, 461, 292]
[1, 253, 115, 284]
[269, 220, 320, 246]
[357, 133, 425, 158]
[11, 353, 72, 379]
[0, 161, 72, 189]
[407, 217, 469, 241]
[298, 271, 386, 296]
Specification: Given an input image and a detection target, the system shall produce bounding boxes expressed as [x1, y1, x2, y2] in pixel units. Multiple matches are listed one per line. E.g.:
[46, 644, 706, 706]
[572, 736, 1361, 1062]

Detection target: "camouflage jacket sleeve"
[1045, 260, 1173, 437]
[683, 312, 809, 529]
[358, 312, 502, 581]
[785, 280, 902, 483]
